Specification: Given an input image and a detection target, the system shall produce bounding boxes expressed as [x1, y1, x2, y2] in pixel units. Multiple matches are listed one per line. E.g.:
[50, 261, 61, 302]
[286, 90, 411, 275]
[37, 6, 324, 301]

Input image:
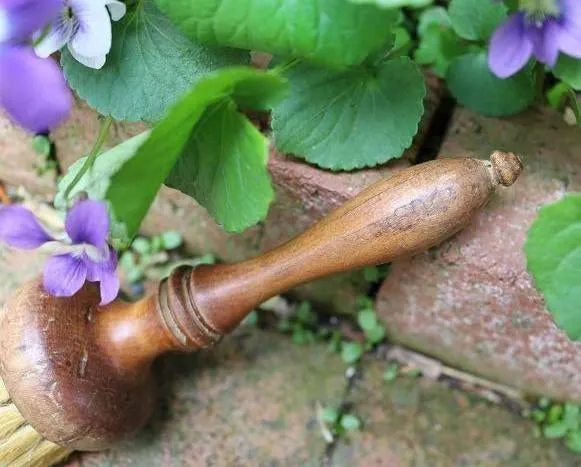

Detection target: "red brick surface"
[0, 112, 57, 195]
[377, 107, 581, 401]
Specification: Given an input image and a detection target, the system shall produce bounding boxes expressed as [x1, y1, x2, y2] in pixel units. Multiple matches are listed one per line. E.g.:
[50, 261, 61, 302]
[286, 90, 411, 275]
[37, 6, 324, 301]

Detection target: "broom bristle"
[0, 376, 72, 466]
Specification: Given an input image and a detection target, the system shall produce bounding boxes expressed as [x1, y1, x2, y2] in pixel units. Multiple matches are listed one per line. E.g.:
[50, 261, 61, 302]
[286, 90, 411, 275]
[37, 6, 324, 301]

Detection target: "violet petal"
[488, 14, 534, 78]
[0, 0, 61, 43]
[98, 269, 119, 305]
[556, 22, 581, 59]
[43, 254, 88, 297]
[0, 205, 53, 249]
[84, 246, 119, 305]
[0, 45, 72, 133]
[561, 0, 581, 29]
[65, 200, 109, 249]
[530, 20, 561, 67]
[85, 246, 117, 282]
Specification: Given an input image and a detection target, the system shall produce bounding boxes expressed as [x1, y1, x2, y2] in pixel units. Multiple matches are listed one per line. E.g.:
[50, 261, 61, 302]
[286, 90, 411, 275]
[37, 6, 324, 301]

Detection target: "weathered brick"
[332, 361, 579, 466]
[64, 329, 346, 467]
[0, 113, 57, 195]
[0, 246, 47, 301]
[376, 106, 581, 401]
[52, 99, 147, 170]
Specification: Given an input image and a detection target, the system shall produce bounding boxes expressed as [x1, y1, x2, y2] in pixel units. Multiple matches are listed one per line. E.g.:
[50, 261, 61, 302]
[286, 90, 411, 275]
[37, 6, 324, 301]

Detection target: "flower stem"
[63, 116, 113, 201]
[567, 89, 581, 126]
[271, 58, 299, 75]
[534, 62, 546, 105]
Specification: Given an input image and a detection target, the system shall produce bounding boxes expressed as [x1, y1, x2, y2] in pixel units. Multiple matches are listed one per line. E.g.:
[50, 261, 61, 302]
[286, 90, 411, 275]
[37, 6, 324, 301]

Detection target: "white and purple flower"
[35, 0, 126, 69]
[0, 200, 120, 305]
[488, 0, 581, 78]
[0, 0, 72, 132]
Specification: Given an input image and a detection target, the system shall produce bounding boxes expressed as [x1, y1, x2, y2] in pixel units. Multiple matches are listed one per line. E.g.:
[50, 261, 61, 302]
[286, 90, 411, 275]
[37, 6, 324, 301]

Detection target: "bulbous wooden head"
[0, 281, 159, 451]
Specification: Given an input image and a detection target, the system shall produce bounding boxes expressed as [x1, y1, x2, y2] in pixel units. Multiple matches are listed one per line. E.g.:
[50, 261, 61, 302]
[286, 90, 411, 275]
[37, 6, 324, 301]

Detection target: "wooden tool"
[0, 152, 522, 466]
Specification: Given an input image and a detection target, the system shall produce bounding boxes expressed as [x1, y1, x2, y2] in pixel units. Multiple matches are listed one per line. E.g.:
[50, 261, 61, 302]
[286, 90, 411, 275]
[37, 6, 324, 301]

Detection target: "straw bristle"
[0, 376, 73, 466]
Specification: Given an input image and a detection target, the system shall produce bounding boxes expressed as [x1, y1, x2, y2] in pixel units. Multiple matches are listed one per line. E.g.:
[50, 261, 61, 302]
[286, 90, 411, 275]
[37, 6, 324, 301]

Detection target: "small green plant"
[341, 342, 363, 365]
[530, 398, 581, 453]
[318, 405, 361, 443]
[339, 297, 387, 365]
[119, 230, 215, 287]
[280, 295, 386, 364]
[383, 362, 400, 382]
[278, 301, 320, 345]
[362, 264, 390, 283]
[31, 135, 57, 176]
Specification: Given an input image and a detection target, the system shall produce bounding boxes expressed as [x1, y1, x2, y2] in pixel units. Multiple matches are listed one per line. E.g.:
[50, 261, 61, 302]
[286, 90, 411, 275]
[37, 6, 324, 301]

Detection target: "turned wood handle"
[156, 152, 522, 351]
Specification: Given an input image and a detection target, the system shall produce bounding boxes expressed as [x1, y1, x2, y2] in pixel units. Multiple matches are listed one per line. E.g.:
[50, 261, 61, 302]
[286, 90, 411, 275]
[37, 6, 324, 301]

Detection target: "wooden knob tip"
[489, 151, 523, 187]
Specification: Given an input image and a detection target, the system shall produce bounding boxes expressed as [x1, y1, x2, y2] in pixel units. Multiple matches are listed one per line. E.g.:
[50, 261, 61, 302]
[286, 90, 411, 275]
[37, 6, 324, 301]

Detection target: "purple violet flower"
[488, 0, 581, 78]
[0, 200, 120, 305]
[0, 0, 72, 132]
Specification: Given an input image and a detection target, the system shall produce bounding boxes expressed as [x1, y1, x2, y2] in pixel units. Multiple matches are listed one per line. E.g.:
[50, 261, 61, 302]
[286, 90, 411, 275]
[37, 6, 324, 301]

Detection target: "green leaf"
[161, 231, 183, 250]
[417, 6, 451, 37]
[447, 53, 535, 117]
[321, 407, 340, 424]
[278, 319, 292, 332]
[150, 235, 163, 253]
[131, 237, 151, 255]
[566, 431, 581, 453]
[165, 101, 274, 231]
[155, 0, 398, 69]
[548, 404, 565, 424]
[106, 67, 286, 237]
[525, 194, 581, 339]
[272, 58, 425, 170]
[32, 135, 51, 157]
[415, 25, 467, 77]
[546, 82, 571, 110]
[56, 133, 150, 207]
[392, 27, 413, 56]
[365, 325, 386, 344]
[62, 1, 247, 122]
[358, 310, 378, 331]
[296, 302, 317, 325]
[539, 397, 552, 409]
[383, 363, 399, 382]
[532, 409, 546, 423]
[348, 0, 432, 8]
[341, 342, 363, 364]
[414, 7, 470, 77]
[554, 55, 581, 90]
[340, 414, 361, 431]
[543, 420, 570, 439]
[567, 89, 581, 125]
[564, 404, 581, 430]
[363, 267, 380, 282]
[55, 132, 151, 246]
[448, 0, 506, 41]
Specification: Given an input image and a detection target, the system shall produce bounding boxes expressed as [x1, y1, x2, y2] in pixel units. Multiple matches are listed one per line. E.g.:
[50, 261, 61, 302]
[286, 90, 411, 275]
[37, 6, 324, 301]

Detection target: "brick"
[376, 106, 581, 401]
[0, 113, 57, 195]
[65, 329, 346, 467]
[332, 361, 579, 466]
[52, 99, 147, 171]
[0, 246, 47, 304]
